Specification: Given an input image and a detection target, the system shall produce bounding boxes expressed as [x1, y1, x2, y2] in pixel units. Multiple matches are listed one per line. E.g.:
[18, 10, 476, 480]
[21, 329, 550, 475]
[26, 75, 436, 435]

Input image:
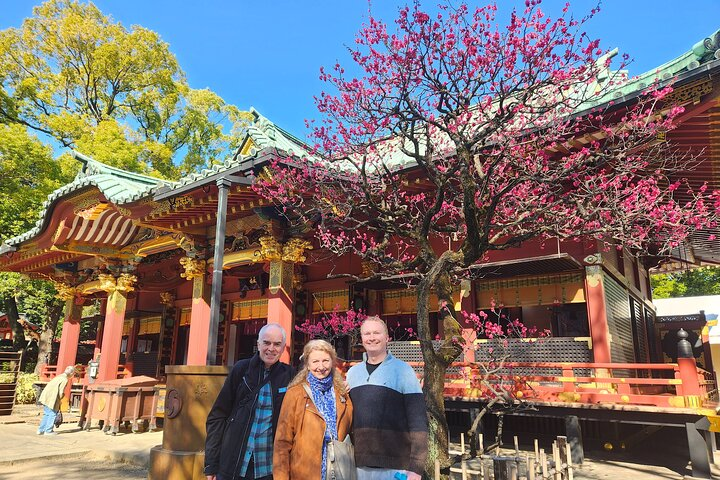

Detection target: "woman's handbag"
[54, 411, 63, 428]
[327, 434, 357, 480]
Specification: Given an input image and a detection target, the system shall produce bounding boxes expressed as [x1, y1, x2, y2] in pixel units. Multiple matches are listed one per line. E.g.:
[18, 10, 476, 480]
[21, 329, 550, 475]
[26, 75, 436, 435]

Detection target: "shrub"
[15, 373, 40, 404]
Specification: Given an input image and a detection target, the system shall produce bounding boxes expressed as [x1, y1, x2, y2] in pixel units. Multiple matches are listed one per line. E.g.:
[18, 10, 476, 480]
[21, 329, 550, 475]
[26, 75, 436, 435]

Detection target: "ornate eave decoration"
[97, 273, 137, 293]
[160, 292, 176, 306]
[180, 257, 207, 280]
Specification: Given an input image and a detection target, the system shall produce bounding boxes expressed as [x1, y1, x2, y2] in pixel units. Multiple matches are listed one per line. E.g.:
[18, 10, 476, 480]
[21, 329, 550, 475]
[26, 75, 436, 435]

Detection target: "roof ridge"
[72, 151, 175, 187]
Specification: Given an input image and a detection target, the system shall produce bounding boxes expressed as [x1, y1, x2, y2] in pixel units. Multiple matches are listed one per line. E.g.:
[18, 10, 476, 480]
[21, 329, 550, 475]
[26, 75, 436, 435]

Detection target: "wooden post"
[584, 265, 612, 363]
[566, 442, 574, 480]
[556, 436, 568, 466]
[185, 262, 211, 366]
[527, 453, 536, 480]
[514, 435, 519, 456]
[97, 275, 134, 382]
[56, 298, 83, 372]
[461, 432, 466, 455]
[434, 459, 441, 480]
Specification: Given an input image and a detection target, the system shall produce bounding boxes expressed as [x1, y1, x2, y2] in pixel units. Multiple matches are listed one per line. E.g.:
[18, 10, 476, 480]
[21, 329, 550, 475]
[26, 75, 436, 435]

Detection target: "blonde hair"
[289, 339, 346, 394]
[361, 315, 389, 336]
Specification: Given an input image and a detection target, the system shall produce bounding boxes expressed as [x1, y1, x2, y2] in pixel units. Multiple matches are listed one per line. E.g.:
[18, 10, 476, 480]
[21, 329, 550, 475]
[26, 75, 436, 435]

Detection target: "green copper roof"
[583, 29, 720, 110]
[1, 152, 174, 250]
[163, 107, 314, 192]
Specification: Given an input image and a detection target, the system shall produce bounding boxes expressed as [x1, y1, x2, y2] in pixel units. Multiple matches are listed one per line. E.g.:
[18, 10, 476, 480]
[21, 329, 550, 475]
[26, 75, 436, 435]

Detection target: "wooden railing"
[39, 364, 129, 383]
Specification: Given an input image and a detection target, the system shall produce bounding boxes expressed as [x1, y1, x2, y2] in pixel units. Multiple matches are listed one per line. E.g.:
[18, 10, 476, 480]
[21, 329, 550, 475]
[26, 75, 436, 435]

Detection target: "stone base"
[149, 445, 205, 480]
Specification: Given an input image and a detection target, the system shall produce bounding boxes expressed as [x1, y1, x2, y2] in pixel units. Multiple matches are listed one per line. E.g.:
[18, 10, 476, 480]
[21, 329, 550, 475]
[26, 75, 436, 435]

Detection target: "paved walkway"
[2, 405, 720, 479]
[0, 405, 161, 468]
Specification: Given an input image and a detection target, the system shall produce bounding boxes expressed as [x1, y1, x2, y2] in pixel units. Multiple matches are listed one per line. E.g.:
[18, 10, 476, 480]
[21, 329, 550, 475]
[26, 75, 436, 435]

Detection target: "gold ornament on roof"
[160, 292, 176, 306]
[116, 274, 137, 292]
[360, 260, 376, 278]
[97, 273, 137, 293]
[282, 238, 313, 263]
[54, 282, 79, 302]
[258, 236, 283, 262]
[180, 257, 206, 280]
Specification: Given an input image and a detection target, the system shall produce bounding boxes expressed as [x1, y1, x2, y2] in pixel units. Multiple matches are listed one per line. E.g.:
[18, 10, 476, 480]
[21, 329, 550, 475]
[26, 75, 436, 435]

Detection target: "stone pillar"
[584, 265, 611, 364]
[97, 274, 136, 382]
[181, 257, 212, 366]
[55, 284, 84, 371]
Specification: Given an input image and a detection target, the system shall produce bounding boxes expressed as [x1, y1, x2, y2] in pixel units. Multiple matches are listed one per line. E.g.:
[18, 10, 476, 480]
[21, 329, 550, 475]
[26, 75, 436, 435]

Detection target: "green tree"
[0, 124, 71, 237]
[0, 0, 249, 179]
[651, 267, 720, 299]
[0, 124, 68, 370]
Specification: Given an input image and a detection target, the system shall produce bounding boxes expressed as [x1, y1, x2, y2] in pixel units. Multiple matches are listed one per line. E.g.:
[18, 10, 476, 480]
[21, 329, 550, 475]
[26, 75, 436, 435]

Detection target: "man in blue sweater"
[347, 316, 428, 480]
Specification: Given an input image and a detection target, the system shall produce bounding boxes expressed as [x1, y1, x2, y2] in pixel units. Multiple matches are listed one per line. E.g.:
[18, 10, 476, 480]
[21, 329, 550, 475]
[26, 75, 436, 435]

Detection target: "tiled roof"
[583, 29, 720, 109]
[0, 151, 173, 250]
[162, 107, 314, 191]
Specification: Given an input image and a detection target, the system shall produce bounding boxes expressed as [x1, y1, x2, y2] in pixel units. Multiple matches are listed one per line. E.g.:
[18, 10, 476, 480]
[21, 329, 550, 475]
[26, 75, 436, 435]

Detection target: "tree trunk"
[35, 302, 62, 375]
[423, 349, 451, 476]
[6, 296, 26, 352]
[416, 258, 463, 478]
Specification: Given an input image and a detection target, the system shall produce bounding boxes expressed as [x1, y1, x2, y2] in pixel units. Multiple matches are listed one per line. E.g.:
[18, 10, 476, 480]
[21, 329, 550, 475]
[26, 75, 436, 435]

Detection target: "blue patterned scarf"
[307, 372, 338, 480]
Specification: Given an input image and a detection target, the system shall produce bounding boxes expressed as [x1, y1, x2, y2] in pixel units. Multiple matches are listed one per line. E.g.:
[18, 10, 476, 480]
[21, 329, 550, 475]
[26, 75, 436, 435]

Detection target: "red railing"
[402, 361, 716, 410]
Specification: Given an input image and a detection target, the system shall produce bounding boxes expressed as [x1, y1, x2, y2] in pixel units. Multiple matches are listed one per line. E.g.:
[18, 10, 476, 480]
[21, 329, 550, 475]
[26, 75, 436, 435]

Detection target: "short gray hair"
[64, 366, 76, 375]
[258, 323, 287, 344]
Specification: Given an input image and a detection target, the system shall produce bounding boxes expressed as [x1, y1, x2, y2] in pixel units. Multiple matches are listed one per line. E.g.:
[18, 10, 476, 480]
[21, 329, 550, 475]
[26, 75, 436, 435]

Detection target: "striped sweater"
[347, 353, 428, 474]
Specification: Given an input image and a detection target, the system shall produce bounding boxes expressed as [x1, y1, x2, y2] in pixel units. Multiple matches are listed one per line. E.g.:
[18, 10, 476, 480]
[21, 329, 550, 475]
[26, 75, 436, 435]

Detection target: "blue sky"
[2, 0, 719, 139]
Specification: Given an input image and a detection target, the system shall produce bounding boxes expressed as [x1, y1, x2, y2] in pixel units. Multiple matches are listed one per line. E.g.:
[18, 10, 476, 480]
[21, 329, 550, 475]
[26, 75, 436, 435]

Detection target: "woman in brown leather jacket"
[273, 339, 353, 480]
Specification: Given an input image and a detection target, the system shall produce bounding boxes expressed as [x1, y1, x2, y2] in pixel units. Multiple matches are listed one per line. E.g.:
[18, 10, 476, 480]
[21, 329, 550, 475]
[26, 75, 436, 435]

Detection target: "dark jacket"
[204, 354, 295, 479]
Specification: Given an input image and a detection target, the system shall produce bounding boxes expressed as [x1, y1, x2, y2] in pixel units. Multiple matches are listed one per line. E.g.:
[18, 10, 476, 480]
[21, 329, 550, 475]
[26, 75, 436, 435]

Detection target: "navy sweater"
[347, 353, 428, 474]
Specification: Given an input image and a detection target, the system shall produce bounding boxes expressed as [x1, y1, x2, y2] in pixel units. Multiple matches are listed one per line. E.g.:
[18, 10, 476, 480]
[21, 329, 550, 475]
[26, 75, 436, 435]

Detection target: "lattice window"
[630, 297, 649, 364]
[476, 273, 585, 309]
[311, 290, 349, 314]
[179, 308, 191, 326]
[122, 318, 133, 336]
[138, 316, 162, 335]
[604, 273, 634, 374]
[232, 299, 269, 321]
[381, 289, 460, 315]
[387, 341, 465, 376]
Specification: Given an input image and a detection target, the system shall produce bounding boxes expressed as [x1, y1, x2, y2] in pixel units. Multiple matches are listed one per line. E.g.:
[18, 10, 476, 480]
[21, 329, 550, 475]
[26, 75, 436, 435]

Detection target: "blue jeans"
[357, 467, 408, 479]
[38, 405, 57, 433]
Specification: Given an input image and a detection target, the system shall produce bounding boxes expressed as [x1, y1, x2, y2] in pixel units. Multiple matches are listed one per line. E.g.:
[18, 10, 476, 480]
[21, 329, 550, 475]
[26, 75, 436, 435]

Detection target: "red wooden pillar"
[184, 259, 212, 366]
[268, 290, 293, 363]
[97, 274, 136, 382]
[584, 265, 612, 364]
[56, 298, 83, 371]
[268, 259, 295, 363]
